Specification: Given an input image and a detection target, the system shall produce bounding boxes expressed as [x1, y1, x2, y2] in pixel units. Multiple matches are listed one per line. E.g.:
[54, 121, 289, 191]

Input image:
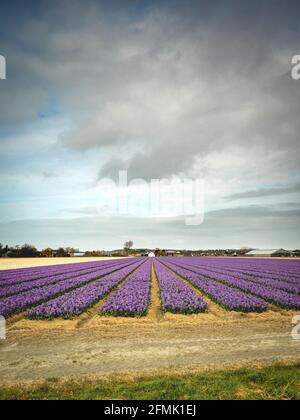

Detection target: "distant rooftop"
[246, 249, 288, 255]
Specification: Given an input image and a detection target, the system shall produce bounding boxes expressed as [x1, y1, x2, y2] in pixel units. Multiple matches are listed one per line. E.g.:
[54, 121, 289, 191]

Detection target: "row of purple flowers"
[100, 259, 152, 316]
[0, 258, 133, 287]
[154, 259, 207, 313]
[162, 260, 267, 312]
[168, 259, 300, 294]
[0, 259, 143, 317]
[179, 257, 300, 282]
[0, 260, 134, 299]
[166, 259, 300, 309]
[27, 260, 145, 319]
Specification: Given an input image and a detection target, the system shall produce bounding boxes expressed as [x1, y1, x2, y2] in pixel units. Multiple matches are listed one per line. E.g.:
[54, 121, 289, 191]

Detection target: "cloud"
[226, 183, 300, 200]
[58, 206, 99, 216]
[1, 204, 299, 249]
[55, 0, 300, 181]
[0, 1, 300, 247]
[42, 171, 57, 179]
[2, 0, 300, 180]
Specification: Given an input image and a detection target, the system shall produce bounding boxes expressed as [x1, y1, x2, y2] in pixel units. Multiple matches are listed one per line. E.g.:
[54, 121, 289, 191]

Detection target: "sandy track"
[0, 314, 299, 385]
[0, 257, 125, 270]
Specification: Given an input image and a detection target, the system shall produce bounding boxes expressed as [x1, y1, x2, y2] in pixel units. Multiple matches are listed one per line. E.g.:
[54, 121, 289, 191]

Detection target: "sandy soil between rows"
[0, 257, 126, 270]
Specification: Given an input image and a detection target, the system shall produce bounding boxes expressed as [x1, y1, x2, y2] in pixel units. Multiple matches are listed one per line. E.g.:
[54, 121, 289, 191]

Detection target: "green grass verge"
[0, 363, 299, 400]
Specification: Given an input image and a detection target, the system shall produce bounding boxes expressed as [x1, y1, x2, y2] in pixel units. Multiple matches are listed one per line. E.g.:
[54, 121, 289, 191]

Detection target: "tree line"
[0, 244, 78, 258]
[0, 241, 135, 258]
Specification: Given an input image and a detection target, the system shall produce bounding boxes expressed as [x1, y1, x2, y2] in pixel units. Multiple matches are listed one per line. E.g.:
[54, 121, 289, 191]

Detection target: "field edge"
[0, 360, 299, 400]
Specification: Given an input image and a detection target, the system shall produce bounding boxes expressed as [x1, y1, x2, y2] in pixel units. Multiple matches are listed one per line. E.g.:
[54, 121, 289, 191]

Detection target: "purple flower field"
[100, 259, 152, 316]
[28, 260, 144, 319]
[165, 258, 300, 310]
[0, 260, 134, 299]
[0, 259, 142, 317]
[161, 261, 267, 312]
[154, 259, 207, 314]
[0, 256, 299, 319]
[0, 258, 130, 287]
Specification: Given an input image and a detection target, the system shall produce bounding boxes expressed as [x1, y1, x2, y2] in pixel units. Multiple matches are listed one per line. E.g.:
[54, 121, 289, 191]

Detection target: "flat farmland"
[0, 257, 125, 270]
[0, 257, 300, 385]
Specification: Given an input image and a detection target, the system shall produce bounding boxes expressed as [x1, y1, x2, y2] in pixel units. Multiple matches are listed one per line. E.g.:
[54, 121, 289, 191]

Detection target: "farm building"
[245, 249, 291, 257]
[166, 250, 183, 256]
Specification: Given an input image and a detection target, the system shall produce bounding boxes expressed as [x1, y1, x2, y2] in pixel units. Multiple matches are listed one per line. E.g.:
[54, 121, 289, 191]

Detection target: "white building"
[245, 249, 290, 257]
[148, 252, 155, 258]
[71, 252, 86, 257]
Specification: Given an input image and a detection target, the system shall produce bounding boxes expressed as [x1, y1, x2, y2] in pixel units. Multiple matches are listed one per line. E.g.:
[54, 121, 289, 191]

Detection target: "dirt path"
[0, 257, 125, 270]
[0, 315, 299, 385]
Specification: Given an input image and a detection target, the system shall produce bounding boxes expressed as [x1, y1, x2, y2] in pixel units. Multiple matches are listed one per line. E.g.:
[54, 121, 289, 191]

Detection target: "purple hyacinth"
[154, 260, 207, 313]
[100, 259, 152, 316]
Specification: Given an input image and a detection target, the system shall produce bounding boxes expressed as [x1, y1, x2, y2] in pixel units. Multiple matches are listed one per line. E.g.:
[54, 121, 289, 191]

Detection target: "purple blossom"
[0, 258, 132, 287]
[0, 259, 143, 317]
[165, 258, 300, 310]
[27, 260, 145, 319]
[154, 260, 207, 313]
[100, 259, 152, 316]
[0, 260, 133, 299]
[162, 260, 267, 312]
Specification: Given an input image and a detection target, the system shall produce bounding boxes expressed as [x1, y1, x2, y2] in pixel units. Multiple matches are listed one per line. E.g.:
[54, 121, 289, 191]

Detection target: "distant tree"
[41, 248, 54, 258]
[19, 244, 39, 258]
[8, 245, 19, 258]
[0, 243, 7, 257]
[84, 250, 107, 257]
[124, 241, 133, 250]
[56, 248, 70, 257]
[65, 247, 79, 255]
[4, 244, 39, 258]
[159, 249, 167, 257]
[123, 241, 134, 254]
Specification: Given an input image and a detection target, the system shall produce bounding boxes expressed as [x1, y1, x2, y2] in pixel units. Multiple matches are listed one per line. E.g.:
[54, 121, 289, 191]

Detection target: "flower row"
[0, 260, 143, 317]
[27, 260, 145, 319]
[162, 261, 267, 312]
[171, 260, 300, 294]
[0, 258, 136, 287]
[154, 260, 207, 313]
[100, 259, 152, 316]
[167, 260, 300, 309]
[0, 259, 135, 299]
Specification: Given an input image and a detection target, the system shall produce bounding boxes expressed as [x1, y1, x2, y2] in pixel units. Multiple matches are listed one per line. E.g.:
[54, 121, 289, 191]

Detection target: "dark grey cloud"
[1, 0, 300, 180]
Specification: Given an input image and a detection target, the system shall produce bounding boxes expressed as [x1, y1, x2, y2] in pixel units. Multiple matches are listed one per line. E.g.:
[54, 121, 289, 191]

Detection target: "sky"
[0, 0, 300, 250]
